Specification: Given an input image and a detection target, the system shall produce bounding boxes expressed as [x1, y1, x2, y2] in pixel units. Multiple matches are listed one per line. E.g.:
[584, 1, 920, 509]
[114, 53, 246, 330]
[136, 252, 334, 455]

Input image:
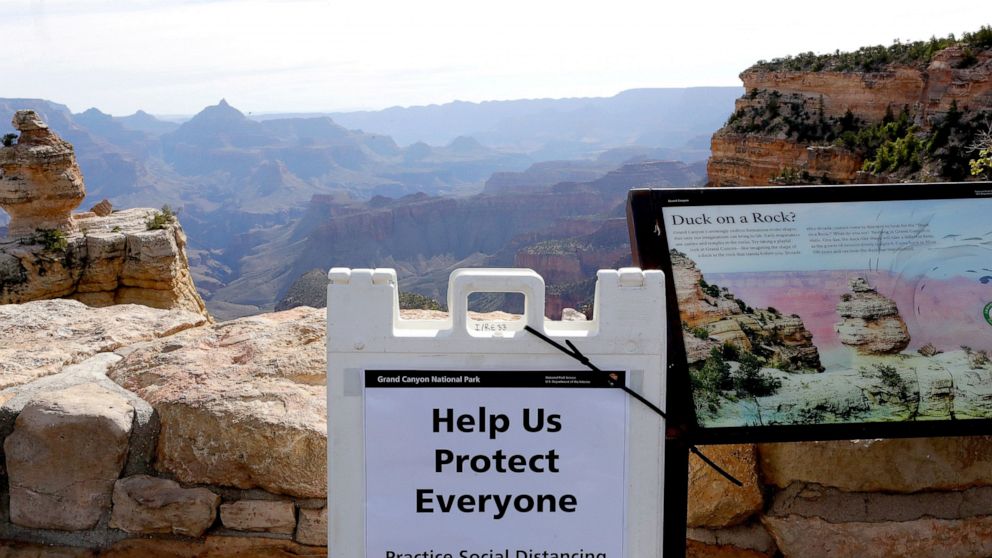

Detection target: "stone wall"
[687, 439, 992, 557]
[1, 298, 991, 556]
[0, 299, 325, 556]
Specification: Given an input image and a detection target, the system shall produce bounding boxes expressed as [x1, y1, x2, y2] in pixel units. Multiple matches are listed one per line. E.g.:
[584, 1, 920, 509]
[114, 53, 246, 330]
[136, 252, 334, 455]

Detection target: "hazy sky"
[1, 0, 986, 115]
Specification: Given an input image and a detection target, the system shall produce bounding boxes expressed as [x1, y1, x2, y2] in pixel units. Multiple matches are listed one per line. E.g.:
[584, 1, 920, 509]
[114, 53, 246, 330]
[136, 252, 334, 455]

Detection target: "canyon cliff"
[708, 30, 992, 186]
[0, 111, 207, 317]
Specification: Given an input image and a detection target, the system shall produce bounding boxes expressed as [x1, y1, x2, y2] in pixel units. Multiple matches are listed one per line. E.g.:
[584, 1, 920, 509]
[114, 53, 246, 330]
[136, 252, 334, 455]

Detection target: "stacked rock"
[0, 110, 86, 238]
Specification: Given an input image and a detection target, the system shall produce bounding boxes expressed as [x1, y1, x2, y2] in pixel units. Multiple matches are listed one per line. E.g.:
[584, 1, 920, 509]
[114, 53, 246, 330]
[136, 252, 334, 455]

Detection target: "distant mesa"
[835, 277, 911, 354]
[447, 135, 485, 153]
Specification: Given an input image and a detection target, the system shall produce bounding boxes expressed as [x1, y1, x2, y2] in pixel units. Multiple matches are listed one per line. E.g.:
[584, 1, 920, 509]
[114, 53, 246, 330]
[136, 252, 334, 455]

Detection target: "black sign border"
[628, 181, 992, 445]
[365, 369, 626, 389]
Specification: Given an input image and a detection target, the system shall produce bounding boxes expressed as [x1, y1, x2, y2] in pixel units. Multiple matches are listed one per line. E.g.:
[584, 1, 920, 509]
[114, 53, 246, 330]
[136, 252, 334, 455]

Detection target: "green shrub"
[690, 326, 710, 340]
[969, 121, 992, 178]
[962, 25, 992, 49]
[2, 133, 16, 147]
[972, 148, 992, 177]
[691, 348, 733, 414]
[398, 291, 444, 311]
[957, 47, 979, 69]
[33, 229, 69, 253]
[721, 341, 740, 361]
[145, 205, 177, 230]
[733, 351, 782, 398]
[751, 30, 974, 73]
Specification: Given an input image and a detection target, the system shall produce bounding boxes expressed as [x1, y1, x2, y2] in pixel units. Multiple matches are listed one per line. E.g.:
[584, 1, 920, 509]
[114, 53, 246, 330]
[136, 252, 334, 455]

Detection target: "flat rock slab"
[5, 383, 133, 530]
[0, 541, 96, 557]
[294, 507, 327, 547]
[763, 515, 992, 558]
[220, 500, 296, 534]
[0, 299, 208, 390]
[101, 537, 328, 557]
[686, 539, 774, 558]
[0, 538, 327, 557]
[109, 475, 220, 537]
[759, 437, 992, 492]
[110, 307, 327, 498]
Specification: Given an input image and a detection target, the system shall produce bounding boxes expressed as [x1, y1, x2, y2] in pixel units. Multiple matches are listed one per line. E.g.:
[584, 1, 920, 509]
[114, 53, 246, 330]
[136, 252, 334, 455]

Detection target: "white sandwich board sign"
[327, 268, 666, 557]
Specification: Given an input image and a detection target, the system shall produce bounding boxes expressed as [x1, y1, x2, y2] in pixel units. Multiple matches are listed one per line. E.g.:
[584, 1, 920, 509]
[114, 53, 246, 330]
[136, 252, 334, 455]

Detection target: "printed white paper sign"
[364, 370, 628, 558]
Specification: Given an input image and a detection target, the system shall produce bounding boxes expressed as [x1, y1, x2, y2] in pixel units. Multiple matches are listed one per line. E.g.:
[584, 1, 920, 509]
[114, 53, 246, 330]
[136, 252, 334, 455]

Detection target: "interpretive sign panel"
[364, 370, 627, 558]
[628, 182, 992, 443]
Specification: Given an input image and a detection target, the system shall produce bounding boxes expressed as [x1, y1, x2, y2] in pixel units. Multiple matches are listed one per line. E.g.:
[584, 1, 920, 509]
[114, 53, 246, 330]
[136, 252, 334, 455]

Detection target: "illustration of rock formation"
[835, 277, 910, 354]
[0, 110, 86, 238]
[672, 249, 823, 371]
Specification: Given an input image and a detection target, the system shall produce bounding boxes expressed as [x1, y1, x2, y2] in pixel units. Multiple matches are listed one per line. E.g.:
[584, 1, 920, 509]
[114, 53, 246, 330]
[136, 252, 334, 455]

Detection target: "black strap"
[523, 325, 743, 487]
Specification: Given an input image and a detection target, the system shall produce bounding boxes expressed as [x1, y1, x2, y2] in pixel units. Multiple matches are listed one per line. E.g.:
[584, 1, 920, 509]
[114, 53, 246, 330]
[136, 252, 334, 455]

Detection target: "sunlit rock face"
[0, 110, 86, 238]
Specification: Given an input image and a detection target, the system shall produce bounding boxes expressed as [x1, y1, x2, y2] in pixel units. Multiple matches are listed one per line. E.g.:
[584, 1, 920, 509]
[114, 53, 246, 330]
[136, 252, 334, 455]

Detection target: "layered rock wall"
[1, 208, 207, 316]
[708, 44, 992, 186]
[708, 133, 863, 187]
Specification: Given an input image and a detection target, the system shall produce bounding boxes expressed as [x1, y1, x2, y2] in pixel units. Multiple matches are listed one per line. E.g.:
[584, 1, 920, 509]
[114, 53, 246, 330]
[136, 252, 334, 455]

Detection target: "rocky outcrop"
[0, 208, 208, 317]
[708, 40, 992, 186]
[90, 199, 112, 217]
[671, 250, 742, 328]
[108, 306, 327, 498]
[708, 133, 862, 186]
[0, 299, 330, 553]
[0, 111, 207, 316]
[835, 277, 910, 354]
[0, 299, 207, 390]
[0, 110, 86, 238]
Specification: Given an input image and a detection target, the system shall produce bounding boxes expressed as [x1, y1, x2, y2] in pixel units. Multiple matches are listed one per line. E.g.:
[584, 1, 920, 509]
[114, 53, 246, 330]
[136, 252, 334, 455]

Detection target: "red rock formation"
[708, 44, 992, 186]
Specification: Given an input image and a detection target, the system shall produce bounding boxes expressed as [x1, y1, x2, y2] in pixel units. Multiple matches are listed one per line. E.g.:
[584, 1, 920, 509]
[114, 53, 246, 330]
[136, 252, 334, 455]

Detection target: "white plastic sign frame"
[328, 267, 666, 557]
